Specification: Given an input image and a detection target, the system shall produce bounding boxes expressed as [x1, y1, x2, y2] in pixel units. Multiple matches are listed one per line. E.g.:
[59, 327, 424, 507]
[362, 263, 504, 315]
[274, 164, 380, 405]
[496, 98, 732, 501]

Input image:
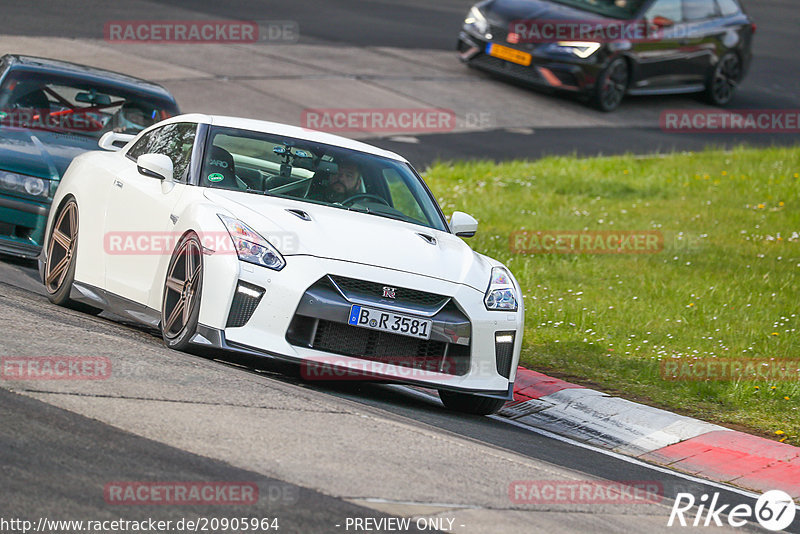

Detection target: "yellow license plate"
[487, 43, 532, 66]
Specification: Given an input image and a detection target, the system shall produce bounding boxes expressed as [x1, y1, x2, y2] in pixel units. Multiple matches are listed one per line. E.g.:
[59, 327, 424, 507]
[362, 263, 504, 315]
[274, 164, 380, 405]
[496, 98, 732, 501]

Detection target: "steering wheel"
[341, 193, 390, 207]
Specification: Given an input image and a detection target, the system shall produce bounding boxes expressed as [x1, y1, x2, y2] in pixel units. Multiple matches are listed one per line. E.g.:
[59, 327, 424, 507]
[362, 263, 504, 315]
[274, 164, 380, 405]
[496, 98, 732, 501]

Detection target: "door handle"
[114, 179, 123, 188]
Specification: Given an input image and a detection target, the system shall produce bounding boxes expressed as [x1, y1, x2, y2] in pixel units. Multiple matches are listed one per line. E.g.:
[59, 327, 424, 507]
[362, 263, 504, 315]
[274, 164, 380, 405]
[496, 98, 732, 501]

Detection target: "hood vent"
[417, 233, 437, 245]
[285, 208, 311, 221]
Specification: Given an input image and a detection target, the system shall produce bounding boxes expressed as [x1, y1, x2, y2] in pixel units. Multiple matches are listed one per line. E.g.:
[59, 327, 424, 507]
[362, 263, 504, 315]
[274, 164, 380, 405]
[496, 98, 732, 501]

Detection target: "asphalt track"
[0, 274, 786, 533]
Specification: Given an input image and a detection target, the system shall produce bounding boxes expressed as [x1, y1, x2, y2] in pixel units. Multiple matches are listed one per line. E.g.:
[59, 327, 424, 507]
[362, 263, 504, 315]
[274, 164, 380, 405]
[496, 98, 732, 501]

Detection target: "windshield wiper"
[346, 205, 416, 224]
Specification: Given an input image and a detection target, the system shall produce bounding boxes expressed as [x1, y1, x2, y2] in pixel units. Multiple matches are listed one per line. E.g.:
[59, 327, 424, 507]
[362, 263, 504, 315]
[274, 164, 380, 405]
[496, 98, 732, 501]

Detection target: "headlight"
[465, 5, 489, 34]
[0, 171, 50, 198]
[484, 266, 518, 311]
[542, 41, 601, 59]
[218, 214, 286, 271]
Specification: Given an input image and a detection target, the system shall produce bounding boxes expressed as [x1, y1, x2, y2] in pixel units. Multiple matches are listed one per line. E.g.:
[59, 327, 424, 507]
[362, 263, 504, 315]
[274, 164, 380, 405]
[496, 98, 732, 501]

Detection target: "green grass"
[422, 146, 800, 442]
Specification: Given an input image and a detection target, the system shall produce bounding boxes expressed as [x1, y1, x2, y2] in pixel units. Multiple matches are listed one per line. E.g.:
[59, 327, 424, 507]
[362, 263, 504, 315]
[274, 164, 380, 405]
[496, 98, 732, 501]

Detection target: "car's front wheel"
[705, 52, 741, 106]
[161, 232, 204, 351]
[591, 57, 628, 112]
[438, 390, 507, 415]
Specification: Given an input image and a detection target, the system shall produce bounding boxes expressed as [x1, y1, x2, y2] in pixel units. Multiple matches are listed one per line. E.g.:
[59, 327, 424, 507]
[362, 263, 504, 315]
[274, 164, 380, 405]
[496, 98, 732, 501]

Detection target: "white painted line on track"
[393, 385, 800, 509]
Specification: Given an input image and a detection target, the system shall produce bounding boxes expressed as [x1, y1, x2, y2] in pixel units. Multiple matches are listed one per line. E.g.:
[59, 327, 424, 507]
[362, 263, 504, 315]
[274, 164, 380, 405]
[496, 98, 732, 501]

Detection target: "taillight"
[750, 23, 756, 34]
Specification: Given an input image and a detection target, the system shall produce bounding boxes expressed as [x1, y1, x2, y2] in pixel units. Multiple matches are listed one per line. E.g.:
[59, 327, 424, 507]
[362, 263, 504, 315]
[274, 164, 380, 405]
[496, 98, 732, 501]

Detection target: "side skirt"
[70, 282, 161, 327]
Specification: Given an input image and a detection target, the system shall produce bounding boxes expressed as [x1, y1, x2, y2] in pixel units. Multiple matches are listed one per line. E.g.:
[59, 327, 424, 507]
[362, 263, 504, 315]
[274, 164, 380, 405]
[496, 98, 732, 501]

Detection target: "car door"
[631, 0, 693, 90]
[103, 122, 197, 305]
[679, 0, 725, 82]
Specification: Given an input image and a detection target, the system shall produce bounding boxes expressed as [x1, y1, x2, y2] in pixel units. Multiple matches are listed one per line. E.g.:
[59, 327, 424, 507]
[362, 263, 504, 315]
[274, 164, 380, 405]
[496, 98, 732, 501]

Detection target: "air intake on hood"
[285, 208, 311, 221]
[417, 233, 437, 245]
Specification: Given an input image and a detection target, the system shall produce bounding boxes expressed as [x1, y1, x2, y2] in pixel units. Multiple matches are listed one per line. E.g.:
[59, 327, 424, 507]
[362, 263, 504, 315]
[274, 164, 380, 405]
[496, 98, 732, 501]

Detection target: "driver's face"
[330, 163, 359, 193]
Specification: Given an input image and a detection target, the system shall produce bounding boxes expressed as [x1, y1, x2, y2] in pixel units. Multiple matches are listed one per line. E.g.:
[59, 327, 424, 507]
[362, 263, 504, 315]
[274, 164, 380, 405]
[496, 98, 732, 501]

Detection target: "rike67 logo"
[668, 490, 796, 531]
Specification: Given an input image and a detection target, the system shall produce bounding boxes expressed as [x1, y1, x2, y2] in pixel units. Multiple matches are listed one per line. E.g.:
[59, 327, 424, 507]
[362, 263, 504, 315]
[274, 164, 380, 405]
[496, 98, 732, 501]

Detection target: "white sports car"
[39, 114, 524, 415]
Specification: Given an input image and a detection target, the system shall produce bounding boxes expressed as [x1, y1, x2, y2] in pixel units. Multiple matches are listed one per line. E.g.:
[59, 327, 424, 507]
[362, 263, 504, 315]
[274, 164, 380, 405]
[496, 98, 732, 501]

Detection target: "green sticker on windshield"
[207, 173, 224, 183]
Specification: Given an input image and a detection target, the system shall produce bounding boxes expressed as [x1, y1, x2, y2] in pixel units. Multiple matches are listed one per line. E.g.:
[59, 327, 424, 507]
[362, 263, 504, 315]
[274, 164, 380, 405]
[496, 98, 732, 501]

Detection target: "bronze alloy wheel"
[44, 199, 78, 295]
[161, 234, 203, 345]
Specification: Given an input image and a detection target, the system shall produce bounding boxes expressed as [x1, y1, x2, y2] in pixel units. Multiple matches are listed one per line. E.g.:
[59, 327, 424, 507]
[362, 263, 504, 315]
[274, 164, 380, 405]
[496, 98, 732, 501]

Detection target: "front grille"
[329, 275, 448, 309]
[288, 316, 470, 376]
[471, 54, 544, 84]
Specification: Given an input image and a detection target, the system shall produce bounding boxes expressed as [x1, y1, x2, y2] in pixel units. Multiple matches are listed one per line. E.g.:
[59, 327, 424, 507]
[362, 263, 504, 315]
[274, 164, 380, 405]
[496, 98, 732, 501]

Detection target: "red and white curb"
[500, 367, 800, 500]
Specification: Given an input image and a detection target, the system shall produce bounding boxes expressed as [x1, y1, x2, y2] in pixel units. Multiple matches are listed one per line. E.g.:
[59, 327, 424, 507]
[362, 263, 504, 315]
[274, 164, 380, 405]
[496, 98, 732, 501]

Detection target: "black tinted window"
[684, 0, 718, 20]
[127, 128, 161, 161]
[716, 0, 740, 16]
[647, 0, 683, 23]
[127, 123, 196, 181]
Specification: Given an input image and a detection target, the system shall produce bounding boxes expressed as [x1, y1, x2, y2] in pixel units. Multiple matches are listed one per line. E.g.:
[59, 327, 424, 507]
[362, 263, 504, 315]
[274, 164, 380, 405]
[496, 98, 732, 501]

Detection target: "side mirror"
[98, 131, 135, 151]
[450, 211, 478, 238]
[137, 153, 173, 182]
[652, 15, 674, 28]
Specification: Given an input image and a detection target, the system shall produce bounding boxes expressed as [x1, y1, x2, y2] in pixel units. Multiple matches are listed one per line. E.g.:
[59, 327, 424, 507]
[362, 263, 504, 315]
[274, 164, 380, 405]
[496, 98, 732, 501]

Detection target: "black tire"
[591, 57, 628, 112]
[42, 198, 100, 314]
[161, 232, 204, 351]
[705, 52, 741, 106]
[438, 390, 507, 416]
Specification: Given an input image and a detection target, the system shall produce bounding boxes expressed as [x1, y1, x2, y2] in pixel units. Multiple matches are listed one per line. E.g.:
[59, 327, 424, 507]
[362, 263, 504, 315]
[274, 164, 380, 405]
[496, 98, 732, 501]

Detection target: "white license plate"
[348, 305, 432, 340]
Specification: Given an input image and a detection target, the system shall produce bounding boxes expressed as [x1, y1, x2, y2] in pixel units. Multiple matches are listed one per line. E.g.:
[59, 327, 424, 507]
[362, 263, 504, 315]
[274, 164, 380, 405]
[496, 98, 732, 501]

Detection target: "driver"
[112, 101, 158, 133]
[310, 158, 363, 204]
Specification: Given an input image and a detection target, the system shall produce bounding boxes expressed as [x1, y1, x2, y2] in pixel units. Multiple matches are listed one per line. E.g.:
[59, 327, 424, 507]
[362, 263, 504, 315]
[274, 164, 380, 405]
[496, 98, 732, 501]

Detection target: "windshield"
[0, 69, 178, 138]
[547, 0, 649, 19]
[200, 126, 449, 232]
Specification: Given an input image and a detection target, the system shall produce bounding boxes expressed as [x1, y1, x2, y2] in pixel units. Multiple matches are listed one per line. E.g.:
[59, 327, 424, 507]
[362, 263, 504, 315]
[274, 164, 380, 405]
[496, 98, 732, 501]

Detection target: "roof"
[2, 55, 176, 102]
[161, 113, 409, 163]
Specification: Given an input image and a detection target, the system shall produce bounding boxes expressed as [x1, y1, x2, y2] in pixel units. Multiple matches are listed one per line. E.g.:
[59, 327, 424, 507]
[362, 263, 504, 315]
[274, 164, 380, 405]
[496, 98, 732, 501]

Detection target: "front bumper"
[194, 254, 524, 399]
[458, 29, 603, 93]
[0, 194, 49, 258]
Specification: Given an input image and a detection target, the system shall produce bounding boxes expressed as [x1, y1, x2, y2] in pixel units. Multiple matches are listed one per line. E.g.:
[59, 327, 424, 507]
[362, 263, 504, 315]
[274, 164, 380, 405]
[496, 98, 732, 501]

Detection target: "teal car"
[0, 55, 179, 258]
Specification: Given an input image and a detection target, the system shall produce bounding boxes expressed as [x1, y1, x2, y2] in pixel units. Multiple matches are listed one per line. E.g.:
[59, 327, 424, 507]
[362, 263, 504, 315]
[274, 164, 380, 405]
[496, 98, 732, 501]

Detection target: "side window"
[126, 127, 161, 161]
[683, 0, 718, 20]
[716, 0, 740, 16]
[126, 123, 196, 181]
[646, 0, 683, 24]
[152, 123, 196, 181]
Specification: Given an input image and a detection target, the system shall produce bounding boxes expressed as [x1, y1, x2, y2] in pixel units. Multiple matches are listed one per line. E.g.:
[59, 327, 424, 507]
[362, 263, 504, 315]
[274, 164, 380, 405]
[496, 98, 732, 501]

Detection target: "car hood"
[205, 189, 496, 292]
[0, 127, 98, 179]
[483, 0, 615, 23]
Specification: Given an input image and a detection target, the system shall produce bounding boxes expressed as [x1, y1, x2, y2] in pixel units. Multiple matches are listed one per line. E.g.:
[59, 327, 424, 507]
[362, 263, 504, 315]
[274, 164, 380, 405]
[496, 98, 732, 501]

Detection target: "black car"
[0, 55, 179, 258]
[458, 0, 754, 111]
